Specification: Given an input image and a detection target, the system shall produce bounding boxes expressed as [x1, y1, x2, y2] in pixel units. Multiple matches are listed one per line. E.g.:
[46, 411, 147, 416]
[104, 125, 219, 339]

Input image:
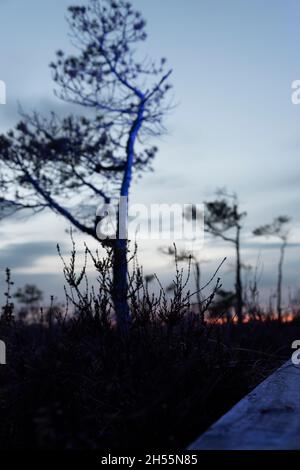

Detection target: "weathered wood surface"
[188, 361, 300, 450]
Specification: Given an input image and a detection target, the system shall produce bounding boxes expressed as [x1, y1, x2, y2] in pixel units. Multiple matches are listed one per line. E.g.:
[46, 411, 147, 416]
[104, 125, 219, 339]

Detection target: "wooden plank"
[188, 361, 300, 450]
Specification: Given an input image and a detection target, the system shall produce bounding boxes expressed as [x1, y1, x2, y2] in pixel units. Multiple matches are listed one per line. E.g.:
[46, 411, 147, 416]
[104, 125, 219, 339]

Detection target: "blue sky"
[0, 0, 300, 305]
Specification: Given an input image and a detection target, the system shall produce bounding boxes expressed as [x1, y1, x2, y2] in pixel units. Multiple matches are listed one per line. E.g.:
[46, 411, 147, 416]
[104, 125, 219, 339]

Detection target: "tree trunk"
[235, 226, 243, 323]
[277, 241, 286, 323]
[111, 100, 144, 331]
[112, 238, 130, 332]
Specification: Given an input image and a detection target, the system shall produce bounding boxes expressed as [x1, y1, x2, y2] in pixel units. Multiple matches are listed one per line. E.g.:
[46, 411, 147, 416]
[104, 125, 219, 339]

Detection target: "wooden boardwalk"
[188, 361, 300, 450]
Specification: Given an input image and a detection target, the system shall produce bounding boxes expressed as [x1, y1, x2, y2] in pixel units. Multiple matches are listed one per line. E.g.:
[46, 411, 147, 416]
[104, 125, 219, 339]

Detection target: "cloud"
[243, 241, 300, 250]
[0, 96, 92, 133]
[0, 241, 62, 270]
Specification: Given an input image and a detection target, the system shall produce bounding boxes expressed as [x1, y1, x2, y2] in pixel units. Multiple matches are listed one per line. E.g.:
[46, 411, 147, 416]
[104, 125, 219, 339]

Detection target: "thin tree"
[0, 0, 172, 330]
[253, 216, 291, 322]
[202, 190, 246, 323]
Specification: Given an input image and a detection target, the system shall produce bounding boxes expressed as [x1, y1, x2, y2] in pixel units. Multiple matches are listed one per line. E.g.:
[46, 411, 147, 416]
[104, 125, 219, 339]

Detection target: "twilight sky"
[0, 0, 299, 305]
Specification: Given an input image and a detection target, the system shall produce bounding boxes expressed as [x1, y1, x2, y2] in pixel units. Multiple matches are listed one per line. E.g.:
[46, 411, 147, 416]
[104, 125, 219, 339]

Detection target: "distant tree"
[253, 216, 291, 322]
[243, 262, 263, 321]
[209, 289, 235, 322]
[14, 284, 43, 306]
[200, 190, 247, 323]
[0, 0, 172, 330]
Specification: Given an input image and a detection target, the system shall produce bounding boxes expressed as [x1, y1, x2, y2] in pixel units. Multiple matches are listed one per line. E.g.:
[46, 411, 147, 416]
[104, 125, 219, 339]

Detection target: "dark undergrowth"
[0, 244, 299, 450]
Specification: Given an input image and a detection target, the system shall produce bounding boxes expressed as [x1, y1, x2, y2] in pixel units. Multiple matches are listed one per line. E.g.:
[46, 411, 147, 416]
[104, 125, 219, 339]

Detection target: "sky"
[0, 0, 300, 305]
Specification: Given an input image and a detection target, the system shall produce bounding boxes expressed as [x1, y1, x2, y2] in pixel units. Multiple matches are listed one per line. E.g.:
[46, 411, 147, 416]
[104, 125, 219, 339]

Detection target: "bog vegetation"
[0, 240, 299, 449]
